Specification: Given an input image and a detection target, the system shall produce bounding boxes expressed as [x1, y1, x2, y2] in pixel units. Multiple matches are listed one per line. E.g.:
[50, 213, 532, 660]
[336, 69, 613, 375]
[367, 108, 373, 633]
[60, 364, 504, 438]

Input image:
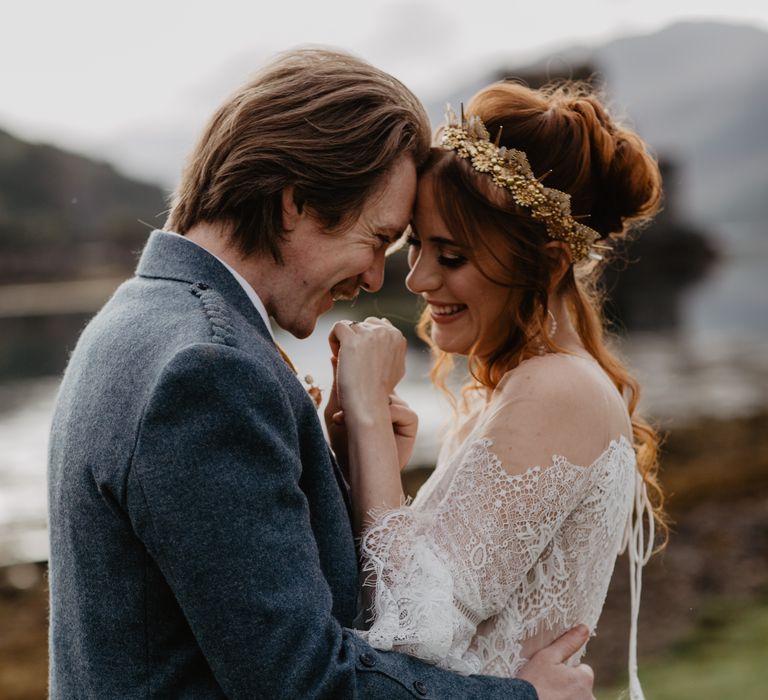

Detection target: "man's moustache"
[330, 280, 360, 302]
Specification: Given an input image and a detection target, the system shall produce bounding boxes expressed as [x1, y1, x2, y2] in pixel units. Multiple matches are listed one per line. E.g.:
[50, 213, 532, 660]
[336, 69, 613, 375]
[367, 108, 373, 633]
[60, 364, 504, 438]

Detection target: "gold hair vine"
[440, 107, 603, 262]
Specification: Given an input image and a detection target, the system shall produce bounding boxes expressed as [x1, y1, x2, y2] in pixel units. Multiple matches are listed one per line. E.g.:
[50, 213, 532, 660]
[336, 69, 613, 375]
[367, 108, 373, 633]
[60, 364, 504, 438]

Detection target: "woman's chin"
[431, 330, 471, 356]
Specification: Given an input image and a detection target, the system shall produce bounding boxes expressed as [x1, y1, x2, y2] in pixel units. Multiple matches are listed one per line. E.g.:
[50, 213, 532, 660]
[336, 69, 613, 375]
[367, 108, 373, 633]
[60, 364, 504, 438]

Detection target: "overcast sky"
[3, 0, 766, 157]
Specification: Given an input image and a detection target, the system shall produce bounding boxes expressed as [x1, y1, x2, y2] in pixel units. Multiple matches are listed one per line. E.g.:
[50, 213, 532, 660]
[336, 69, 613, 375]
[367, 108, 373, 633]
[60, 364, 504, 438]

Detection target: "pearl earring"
[548, 310, 558, 337]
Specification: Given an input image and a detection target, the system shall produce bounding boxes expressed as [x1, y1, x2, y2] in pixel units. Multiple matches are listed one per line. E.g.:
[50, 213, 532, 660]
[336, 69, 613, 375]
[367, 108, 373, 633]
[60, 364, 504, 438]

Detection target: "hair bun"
[466, 81, 662, 239]
[566, 94, 662, 237]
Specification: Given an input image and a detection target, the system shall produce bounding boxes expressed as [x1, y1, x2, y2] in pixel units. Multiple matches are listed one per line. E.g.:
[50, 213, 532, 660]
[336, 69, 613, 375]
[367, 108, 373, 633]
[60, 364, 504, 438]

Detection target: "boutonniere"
[276, 342, 322, 409]
[303, 374, 322, 409]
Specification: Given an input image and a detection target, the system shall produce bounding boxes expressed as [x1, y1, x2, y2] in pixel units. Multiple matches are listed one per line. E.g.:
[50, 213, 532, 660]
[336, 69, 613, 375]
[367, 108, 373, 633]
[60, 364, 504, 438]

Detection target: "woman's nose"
[405, 254, 441, 294]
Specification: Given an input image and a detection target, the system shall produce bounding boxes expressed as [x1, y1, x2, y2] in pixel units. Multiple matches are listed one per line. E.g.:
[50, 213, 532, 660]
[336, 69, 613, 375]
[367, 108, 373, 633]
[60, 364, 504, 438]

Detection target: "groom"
[48, 49, 595, 698]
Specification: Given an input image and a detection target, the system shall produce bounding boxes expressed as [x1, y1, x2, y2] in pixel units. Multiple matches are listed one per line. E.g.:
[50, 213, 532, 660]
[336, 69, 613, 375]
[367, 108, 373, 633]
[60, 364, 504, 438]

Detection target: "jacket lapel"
[136, 230, 273, 340]
[137, 230, 354, 519]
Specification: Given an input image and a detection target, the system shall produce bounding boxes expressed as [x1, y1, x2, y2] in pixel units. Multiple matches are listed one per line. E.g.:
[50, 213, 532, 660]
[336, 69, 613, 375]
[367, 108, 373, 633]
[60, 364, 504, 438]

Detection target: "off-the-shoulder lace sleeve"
[357, 353, 635, 674]
[358, 436, 595, 673]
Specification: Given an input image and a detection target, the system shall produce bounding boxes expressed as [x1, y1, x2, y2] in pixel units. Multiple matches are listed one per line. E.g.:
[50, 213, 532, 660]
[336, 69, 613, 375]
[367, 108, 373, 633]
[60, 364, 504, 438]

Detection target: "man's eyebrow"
[375, 224, 408, 244]
[386, 224, 409, 238]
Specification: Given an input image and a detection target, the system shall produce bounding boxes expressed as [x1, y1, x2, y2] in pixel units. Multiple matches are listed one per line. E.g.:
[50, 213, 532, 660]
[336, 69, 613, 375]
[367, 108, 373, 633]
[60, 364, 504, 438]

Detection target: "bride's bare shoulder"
[494, 352, 617, 407]
[487, 352, 632, 457]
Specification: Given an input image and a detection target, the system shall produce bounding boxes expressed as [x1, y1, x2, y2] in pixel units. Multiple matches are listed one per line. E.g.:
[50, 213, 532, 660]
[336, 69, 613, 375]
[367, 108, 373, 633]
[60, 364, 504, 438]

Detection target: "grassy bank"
[0, 564, 47, 700]
[597, 596, 768, 699]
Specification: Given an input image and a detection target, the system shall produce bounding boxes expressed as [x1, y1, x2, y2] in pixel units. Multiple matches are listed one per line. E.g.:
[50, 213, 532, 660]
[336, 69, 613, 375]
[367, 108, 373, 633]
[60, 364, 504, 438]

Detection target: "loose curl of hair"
[417, 81, 668, 546]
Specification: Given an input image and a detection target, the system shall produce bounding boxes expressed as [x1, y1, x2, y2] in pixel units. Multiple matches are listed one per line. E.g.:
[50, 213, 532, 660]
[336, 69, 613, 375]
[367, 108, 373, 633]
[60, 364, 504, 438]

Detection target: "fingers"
[537, 624, 589, 664]
[330, 318, 406, 399]
[389, 404, 418, 435]
[363, 316, 394, 328]
[333, 400, 415, 430]
[576, 663, 594, 684]
[327, 322, 345, 357]
[332, 317, 406, 365]
[333, 317, 404, 345]
[337, 316, 398, 331]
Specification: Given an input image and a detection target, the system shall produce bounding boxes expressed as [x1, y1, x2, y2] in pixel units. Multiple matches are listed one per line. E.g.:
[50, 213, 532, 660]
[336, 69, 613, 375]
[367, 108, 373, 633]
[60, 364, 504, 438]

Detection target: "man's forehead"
[369, 163, 416, 220]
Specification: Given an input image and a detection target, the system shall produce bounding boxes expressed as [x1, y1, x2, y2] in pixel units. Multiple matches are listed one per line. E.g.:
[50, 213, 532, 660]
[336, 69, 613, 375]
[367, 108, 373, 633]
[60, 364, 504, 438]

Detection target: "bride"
[327, 81, 667, 699]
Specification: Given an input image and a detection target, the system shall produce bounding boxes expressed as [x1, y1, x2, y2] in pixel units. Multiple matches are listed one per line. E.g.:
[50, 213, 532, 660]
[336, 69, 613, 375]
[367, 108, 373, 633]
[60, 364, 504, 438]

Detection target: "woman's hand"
[328, 317, 407, 422]
[327, 317, 410, 534]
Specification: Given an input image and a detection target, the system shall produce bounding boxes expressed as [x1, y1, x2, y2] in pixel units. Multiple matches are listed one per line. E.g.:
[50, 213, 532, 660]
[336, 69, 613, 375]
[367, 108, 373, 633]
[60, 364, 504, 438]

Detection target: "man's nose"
[360, 252, 386, 293]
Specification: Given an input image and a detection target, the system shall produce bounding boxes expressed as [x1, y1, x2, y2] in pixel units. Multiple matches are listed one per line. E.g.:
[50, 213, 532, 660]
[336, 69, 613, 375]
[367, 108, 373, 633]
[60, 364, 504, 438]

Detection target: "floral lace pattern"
[358, 435, 637, 677]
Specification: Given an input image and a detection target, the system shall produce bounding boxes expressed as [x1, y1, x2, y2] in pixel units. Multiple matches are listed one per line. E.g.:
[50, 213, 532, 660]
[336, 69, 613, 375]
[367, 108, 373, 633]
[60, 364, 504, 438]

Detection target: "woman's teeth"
[430, 304, 467, 316]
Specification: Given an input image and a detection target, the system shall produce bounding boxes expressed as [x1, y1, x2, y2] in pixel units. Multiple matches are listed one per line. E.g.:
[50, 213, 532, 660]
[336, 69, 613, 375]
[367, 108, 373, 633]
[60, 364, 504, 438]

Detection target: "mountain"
[595, 21, 768, 222]
[0, 129, 168, 282]
[90, 21, 766, 227]
[424, 20, 768, 225]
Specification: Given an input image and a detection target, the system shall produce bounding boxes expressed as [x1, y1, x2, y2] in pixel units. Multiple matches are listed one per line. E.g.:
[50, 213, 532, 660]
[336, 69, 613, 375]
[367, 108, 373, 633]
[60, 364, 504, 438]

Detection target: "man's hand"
[326, 388, 418, 472]
[324, 354, 350, 478]
[517, 625, 595, 700]
[386, 393, 418, 470]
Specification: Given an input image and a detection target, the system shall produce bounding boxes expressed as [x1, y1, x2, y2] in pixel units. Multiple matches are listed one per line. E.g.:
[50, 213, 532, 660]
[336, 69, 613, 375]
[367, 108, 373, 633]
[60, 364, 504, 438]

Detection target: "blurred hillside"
[0, 129, 167, 283]
[86, 20, 768, 231]
[0, 19, 764, 341]
[426, 20, 768, 227]
[596, 22, 768, 223]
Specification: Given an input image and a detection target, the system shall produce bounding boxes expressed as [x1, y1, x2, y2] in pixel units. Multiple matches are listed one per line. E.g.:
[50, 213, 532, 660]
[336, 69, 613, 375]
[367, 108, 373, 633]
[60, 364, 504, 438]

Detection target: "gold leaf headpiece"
[440, 108, 603, 262]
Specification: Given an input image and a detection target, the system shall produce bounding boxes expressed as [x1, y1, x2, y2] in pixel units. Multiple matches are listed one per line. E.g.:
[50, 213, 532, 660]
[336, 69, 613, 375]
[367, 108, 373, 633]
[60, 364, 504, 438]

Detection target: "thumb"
[539, 624, 589, 664]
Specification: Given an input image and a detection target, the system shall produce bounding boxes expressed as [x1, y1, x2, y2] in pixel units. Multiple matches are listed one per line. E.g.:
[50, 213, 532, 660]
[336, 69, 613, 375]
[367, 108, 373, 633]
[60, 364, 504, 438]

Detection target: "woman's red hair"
[417, 81, 668, 545]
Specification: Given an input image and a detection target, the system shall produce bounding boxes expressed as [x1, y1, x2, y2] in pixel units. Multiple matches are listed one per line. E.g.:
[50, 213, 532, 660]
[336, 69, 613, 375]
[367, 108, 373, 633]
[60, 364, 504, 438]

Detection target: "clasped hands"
[325, 317, 417, 472]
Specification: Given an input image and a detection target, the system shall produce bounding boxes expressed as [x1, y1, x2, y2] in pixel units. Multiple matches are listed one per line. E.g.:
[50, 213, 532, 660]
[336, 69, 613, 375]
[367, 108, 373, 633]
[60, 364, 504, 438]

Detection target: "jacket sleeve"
[126, 342, 538, 699]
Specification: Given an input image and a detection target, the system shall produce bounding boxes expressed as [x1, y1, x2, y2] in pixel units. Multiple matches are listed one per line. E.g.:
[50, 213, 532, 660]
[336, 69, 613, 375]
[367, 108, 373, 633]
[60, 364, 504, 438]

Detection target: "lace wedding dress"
[357, 354, 653, 699]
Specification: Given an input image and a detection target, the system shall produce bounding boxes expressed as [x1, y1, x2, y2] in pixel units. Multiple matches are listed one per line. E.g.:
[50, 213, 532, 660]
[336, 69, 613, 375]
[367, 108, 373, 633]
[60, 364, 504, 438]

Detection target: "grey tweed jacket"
[47, 230, 538, 699]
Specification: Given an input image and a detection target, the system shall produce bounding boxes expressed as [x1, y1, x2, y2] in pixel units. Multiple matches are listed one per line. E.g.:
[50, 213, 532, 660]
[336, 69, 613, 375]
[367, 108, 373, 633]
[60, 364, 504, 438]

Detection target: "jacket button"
[196, 282, 209, 291]
[359, 652, 376, 668]
[413, 680, 428, 696]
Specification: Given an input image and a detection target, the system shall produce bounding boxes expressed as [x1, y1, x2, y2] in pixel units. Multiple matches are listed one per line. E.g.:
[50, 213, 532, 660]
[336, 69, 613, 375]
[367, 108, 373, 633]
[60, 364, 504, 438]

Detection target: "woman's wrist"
[343, 397, 391, 431]
[342, 398, 405, 533]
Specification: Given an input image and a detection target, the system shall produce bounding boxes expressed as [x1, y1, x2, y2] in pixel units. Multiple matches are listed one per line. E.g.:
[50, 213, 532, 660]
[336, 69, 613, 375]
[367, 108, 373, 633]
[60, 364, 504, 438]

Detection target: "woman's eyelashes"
[437, 252, 467, 269]
[406, 235, 467, 268]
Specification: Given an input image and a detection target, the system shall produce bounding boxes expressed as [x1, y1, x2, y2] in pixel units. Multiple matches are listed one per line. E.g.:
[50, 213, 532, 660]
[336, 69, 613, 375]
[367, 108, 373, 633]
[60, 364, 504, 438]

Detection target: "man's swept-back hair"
[166, 48, 431, 260]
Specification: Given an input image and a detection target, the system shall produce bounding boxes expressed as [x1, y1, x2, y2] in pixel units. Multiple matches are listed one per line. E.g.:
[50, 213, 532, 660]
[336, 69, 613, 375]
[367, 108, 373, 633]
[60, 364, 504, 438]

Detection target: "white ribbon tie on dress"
[622, 472, 655, 700]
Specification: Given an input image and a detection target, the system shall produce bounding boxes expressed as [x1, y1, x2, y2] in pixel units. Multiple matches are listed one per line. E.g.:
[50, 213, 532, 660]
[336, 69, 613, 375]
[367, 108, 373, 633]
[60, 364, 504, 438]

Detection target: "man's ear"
[544, 241, 571, 291]
[281, 186, 301, 232]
